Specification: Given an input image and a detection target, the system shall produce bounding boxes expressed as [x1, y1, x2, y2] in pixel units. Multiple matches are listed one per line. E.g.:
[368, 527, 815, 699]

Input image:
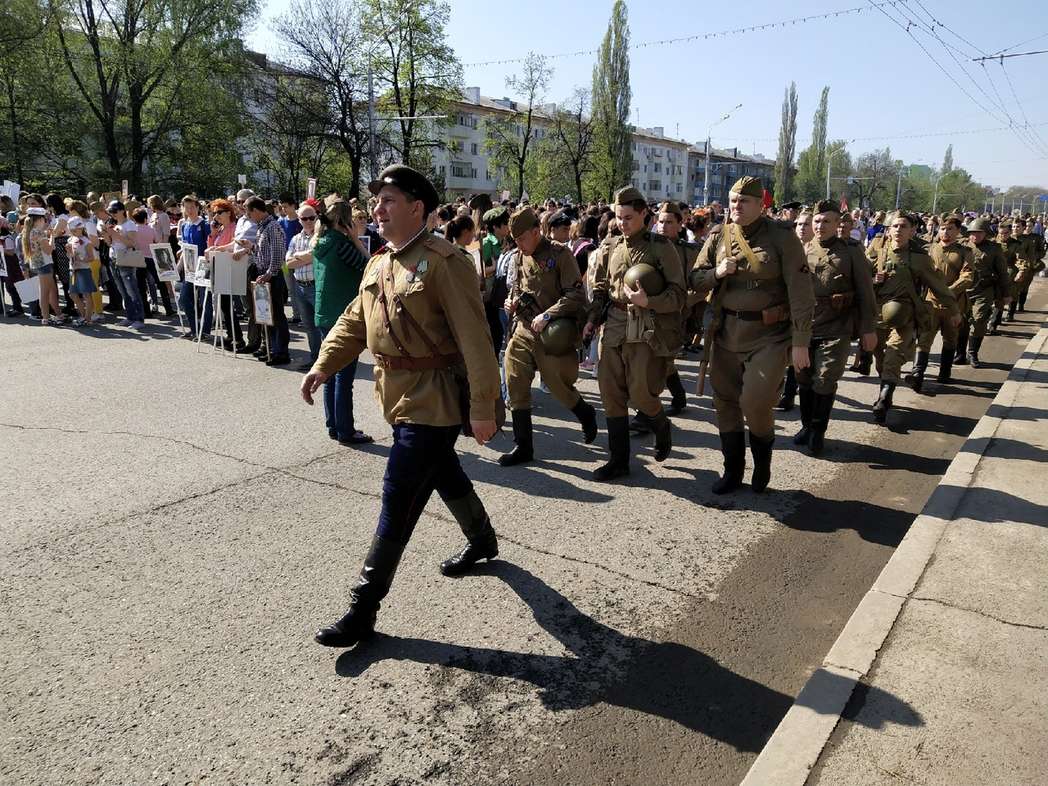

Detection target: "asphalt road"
[1, 280, 1043, 786]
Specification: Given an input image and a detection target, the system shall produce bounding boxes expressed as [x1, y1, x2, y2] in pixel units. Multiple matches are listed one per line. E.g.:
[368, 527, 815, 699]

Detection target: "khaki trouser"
[710, 338, 790, 438]
[874, 323, 915, 384]
[598, 340, 669, 418]
[969, 290, 995, 339]
[797, 336, 851, 395]
[918, 304, 959, 353]
[504, 330, 581, 411]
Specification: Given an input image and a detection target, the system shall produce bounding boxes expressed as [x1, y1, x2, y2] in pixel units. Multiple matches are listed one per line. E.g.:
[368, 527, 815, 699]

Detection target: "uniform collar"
[530, 236, 551, 258]
[388, 224, 427, 257]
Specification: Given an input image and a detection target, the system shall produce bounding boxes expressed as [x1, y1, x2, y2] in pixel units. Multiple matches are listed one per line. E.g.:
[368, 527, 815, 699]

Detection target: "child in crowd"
[66, 216, 98, 325]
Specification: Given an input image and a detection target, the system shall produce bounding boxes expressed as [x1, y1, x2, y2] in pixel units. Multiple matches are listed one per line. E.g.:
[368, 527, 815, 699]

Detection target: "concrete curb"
[740, 324, 1048, 786]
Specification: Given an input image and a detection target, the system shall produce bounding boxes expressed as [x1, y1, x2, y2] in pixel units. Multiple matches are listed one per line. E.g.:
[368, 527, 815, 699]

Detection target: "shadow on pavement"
[335, 563, 921, 750]
[958, 436, 1048, 464]
[946, 485, 1048, 527]
[778, 489, 914, 547]
[985, 404, 1044, 421]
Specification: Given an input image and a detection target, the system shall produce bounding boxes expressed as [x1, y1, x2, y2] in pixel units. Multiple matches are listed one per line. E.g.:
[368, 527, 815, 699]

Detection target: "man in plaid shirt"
[247, 197, 290, 364]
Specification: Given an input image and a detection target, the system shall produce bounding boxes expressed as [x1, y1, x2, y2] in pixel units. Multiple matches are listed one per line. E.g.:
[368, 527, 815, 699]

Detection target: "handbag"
[115, 248, 146, 268]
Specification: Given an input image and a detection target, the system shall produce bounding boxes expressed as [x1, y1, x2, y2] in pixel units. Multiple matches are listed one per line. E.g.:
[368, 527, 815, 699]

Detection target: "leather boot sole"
[593, 462, 630, 482]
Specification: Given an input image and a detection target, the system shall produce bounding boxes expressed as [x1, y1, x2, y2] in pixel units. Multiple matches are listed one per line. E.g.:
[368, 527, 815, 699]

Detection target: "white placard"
[2, 180, 20, 204]
[307, 178, 317, 200]
[252, 281, 273, 326]
[211, 251, 248, 296]
[358, 235, 371, 255]
[500, 190, 510, 202]
[121, 180, 129, 199]
[150, 243, 179, 282]
[237, 174, 247, 186]
[15, 276, 40, 303]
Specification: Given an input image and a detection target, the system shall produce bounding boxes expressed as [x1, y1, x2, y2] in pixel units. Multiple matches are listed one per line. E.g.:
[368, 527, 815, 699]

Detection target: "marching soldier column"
[963, 217, 1009, 369]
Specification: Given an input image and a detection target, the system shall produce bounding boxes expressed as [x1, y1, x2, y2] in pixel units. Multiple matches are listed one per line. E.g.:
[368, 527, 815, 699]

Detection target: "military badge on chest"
[406, 259, 429, 284]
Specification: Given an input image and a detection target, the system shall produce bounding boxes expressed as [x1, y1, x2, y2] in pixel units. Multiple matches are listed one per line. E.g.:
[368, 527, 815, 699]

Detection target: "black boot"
[594, 416, 630, 481]
[776, 366, 797, 411]
[628, 410, 652, 434]
[498, 409, 534, 466]
[937, 348, 954, 382]
[572, 399, 598, 444]
[749, 432, 774, 493]
[905, 351, 929, 393]
[712, 431, 745, 495]
[665, 372, 687, 416]
[809, 392, 835, 455]
[968, 335, 983, 369]
[1007, 301, 1017, 321]
[315, 534, 405, 647]
[1018, 290, 1027, 312]
[793, 386, 814, 446]
[955, 321, 970, 365]
[872, 381, 896, 424]
[440, 491, 498, 576]
[651, 409, 671, 462]
[856, 349, 872, 376]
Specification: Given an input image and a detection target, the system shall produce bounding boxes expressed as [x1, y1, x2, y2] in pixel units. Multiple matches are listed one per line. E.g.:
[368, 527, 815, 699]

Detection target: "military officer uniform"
[793, 201, 877, 454]
[310, 164, 502, 649]
[498, 207, 596, 466]
[868, 212, 959, 422]
[914, 216, 973, 385]
[585, 186, 685, 481]
[964, 216, 1009, 368]
[693, 176, 815, 493]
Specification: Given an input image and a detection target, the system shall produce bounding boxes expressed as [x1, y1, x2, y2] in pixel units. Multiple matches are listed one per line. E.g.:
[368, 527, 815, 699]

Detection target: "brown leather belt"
[721, 307, 764, 321]
[373, 352, 462, 371]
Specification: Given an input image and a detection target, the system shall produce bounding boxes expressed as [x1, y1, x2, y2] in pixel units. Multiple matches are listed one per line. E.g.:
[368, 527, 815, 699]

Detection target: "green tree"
[548, 88, 595, 204]
[824, 139, 852, 204]
[794, 86, 829, 203]
[941, 144, 953, 174]
[484, 53, 552, 201]
[773, 82, 798, 204]
[588, 0, 632, 202]
[852, 148, 896, 210]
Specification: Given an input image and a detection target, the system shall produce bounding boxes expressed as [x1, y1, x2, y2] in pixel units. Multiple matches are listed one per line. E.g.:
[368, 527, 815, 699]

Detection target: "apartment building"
[687, 145, 777, 205]
[628, 127, 691, 203]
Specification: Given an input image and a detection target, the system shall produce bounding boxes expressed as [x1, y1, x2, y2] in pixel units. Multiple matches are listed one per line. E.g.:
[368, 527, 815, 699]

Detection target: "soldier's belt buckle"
[745, 279, 761, 290]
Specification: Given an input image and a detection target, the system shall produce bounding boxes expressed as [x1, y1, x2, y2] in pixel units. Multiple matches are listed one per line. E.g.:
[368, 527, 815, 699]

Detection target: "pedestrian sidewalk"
[742, 325, 1048, 786]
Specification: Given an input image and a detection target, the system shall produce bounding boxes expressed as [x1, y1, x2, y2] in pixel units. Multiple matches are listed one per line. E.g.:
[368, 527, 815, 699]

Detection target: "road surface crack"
[910, 595, 1047, 631]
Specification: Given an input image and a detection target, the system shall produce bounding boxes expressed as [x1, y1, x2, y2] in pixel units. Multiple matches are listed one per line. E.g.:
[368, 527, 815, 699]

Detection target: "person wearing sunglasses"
[285, 203, 322, 368]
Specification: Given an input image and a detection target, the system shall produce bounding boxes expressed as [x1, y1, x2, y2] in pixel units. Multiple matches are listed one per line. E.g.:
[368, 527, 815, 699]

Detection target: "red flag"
[762, 188, 773, 209]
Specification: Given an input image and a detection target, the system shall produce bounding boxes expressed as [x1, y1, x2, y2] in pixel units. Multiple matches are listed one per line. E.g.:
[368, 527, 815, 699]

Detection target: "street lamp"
[703, 103, 742, 206]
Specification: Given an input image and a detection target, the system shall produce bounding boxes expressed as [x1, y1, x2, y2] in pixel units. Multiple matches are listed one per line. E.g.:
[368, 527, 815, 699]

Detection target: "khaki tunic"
[314, 230, 501, 426]
[504, 237, 586, 411]
[996, 236, 1023, 301]
[966, 240, 1008, 338]
[918, 241, 974, 351]
[589, 230, 685, 417]
[694, 216, 815, 437]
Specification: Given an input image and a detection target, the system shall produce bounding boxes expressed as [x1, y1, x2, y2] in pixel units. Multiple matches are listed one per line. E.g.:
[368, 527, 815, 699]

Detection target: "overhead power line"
[463, 2, 898, 67]
[972, 50, 1048, 62]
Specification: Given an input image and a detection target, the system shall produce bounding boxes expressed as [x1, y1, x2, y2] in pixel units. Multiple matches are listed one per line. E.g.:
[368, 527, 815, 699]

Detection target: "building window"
[451, 162, 476, 178]
[649, 180, 661, 191]
[653, 163, 661, 174]
[471, 143, 478, 155]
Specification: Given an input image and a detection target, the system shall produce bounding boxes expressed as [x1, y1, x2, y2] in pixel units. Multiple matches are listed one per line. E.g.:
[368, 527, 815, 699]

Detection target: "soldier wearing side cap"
[691, 176, 815, 494]
[301, 164, 502, 650]
[991, 219, 1022, 332]
[791, 200, 877, 454]
[963, 216, 1009, 368]
[583, 186, 685, 482]
[911, 214, 973, 386]
[869, 211, 960, 423]
[498, 207, 597, 466]
[1014, 217, 1045, 314]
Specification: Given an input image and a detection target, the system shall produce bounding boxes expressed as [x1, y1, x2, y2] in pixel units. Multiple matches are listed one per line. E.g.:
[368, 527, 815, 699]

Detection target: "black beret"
[368, 164, 440, 214]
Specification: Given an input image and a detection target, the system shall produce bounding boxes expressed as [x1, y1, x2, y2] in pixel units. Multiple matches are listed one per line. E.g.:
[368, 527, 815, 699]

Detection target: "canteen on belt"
[623, 263, 666, 296]
[880, 299, 910, 328]
[540, 318, 580, 356]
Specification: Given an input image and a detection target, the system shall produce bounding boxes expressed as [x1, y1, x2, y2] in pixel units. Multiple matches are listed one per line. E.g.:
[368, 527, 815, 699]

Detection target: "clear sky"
[247, 0, 1048, 195]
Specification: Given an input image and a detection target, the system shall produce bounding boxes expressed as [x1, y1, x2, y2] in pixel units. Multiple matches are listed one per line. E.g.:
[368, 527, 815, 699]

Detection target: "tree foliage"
[484, 53, 551, 201]
[588, 0, 632, 202]
[794, 86, 829, 203]
[773, 82, 798, 204]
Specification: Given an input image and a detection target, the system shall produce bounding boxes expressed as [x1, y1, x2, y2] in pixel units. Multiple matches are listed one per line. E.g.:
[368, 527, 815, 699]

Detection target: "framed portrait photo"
[252, 281, 274, 326]
[150, 244, 179, 282]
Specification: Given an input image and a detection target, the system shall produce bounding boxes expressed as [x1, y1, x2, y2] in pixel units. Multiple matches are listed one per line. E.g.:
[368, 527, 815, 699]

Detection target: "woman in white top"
[22, 207, 64, 324]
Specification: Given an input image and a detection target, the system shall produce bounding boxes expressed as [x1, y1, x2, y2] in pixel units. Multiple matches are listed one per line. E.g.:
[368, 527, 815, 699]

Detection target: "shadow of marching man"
[337, 562, 922, 752]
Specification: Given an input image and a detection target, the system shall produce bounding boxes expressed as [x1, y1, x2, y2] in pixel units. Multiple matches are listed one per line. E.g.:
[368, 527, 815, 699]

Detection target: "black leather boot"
[968, 335, 983, 369]
[905, 351, 929, 393]
[936, 348, 954, 382]
[628, 410, 652, 434]
[809, 392, 835, 455]
[749, 432, 774, 493]
[572, 399, 598, 444]
[857, 350, 872, 376]
[954, 321, 970, 365]
[665, 372, 687, 416]
[1018, 290, 1027, 312]
[651, 409, 672, 462]
[315, 534, 405, 647]
[776, 366, 797, 411]
[1007, 301, 1016, 321]
[440, 491, 498, 576]
[872, 381, 896, 424]
[594, 416, 631, 481]
[989, 306, 1001, 335]
[498, 409, 534, 466]
[793, 386, 814, 446]
[712, 431, 745, 495]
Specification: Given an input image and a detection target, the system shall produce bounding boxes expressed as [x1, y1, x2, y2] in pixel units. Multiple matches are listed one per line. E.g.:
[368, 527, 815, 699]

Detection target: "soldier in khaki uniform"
[869, 212, 960, 423]
[991, 220, 1022, 331]
[1014, 217, 1045, 314]
[301, 165, 502, 649]
[841, 211, 875, 375]
[655, 201, 700, 415]
[498, 207, 597, 466]
[964, 216, 1009, 368]
[583, 186, 685, 481]
[792, 201, 877, 454]
[910, 215, 973, 386]
[692, 176, 815, 493]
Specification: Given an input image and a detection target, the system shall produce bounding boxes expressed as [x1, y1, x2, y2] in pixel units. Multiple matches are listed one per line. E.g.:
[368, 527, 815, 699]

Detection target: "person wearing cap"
[301, 164, 501, 650]
[22, 206, 65, 324]
[65, 215, 98, 325]
[791, 200, 877, 453]
[963, 216, 1009, 369]
[912, 215, 974, 386]
[780, 202, 802, 224]
[692, 176, 814, 493]
[991, 220, 1022, 332]
[102, 200, 146, 328]
[583, 186, 685, 481]
[546, 210, 572, 245]
[869, 211, 960, 422]
[497, 207, 596, 466]
[1015, 217, 1045, 313]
